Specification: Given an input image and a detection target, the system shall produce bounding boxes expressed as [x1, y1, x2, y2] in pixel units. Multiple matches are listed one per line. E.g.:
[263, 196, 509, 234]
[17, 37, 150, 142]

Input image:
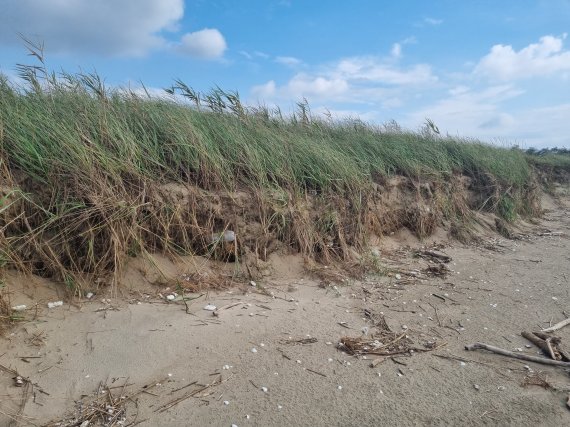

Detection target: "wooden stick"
[521, 331, 560, 360]
[541, 318, 570, 333]
[465, 343, 570, 367]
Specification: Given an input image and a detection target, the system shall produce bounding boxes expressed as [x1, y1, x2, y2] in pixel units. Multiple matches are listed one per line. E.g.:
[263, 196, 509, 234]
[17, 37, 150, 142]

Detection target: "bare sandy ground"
[1, 194, 570, 426]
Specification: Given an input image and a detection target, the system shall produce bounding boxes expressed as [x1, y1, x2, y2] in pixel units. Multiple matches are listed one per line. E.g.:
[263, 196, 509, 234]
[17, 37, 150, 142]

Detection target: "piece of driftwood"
[531, 331, 570, 361]
[541, 318, 570, 333]
[465, 343, 570, 367]
[521, 331, 561, 360]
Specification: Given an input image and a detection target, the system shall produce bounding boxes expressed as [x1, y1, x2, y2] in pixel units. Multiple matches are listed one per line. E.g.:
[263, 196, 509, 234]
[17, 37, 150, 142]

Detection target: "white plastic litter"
[251, 348, 258, 353]
[203, 304, 217, 311]
[12, 305, 27, 311]
[261, 386, 268, 393]
[86, 292, 94, 299]
[166, 294, 175, 301]
[47, 301, 63, 309]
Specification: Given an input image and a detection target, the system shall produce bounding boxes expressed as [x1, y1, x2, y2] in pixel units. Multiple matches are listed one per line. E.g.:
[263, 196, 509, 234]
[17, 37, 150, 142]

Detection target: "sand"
[1, 194, 569, 426]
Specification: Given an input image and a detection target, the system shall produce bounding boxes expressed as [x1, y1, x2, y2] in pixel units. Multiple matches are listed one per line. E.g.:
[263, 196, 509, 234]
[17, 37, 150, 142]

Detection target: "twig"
[305, 368, 327, 377]
[541, 318, 570, 333]
[465, 343, 570, 367]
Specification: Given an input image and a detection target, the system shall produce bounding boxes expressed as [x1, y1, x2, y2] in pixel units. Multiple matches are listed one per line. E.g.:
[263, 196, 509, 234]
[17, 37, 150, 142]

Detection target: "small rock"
[395, 274, 402, 280]
[47, 301, 63, 309]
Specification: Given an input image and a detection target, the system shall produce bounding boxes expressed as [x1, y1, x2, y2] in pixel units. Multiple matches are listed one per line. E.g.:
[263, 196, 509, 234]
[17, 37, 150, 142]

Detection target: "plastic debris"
[166, 294, 175, 301]
[251, 348, 258, 353]
[12, 305, 27, 311]
[86, 292, 94, 299]
[223, 400, 230, 405]
[249, 281, 257, 287]
[203, 304, 217, 311]
[261, 386, 268, 393]
[395, 274, 402, 280]
[47, 301, 63, 309]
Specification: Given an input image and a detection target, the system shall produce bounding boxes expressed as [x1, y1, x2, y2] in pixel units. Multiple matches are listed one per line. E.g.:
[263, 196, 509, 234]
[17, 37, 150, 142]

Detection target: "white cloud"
[475, 34, 570, 80]
[251, 80, 277, 99]
[178, 28, 227, 59]
[275, 56, 303, 67]
[0, 0, 184, 56]
[334, 56, 437, 85]
[391, 43, 402, 59]
[424, 17, 443, 26]
[404, 85, 524, 140]
[287, 73, 349, 98]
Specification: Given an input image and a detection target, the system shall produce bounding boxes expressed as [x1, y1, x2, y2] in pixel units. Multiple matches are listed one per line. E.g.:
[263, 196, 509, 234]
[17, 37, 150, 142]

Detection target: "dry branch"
[541, 318, 570, 333]
[465, 343, 570, 367]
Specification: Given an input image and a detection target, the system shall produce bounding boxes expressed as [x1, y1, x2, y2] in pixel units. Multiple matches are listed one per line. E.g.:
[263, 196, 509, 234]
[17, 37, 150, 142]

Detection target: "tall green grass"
[0, 53, 547, 285]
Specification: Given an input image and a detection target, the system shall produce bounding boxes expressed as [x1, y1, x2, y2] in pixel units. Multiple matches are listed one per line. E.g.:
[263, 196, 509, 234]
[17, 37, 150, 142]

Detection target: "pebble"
[47, 301, 63, 309]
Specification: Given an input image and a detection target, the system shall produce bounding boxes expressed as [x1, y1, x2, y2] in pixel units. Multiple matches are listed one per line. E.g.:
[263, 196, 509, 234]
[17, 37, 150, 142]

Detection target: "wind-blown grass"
[0, 57, 544, 288]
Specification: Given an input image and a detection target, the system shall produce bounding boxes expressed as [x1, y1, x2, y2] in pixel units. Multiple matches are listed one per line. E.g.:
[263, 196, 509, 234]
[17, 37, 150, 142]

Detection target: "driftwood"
[541, 318, 570, 333]
[415, 250, 452, 263]
[532, 331, 570, 361]
[521, 331, 561, 360]
[465, 343, 570, 367]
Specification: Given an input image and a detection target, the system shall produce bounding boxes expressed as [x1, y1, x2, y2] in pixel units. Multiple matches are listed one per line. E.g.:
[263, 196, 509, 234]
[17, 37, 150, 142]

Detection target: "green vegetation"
[0, 46, 553, 286]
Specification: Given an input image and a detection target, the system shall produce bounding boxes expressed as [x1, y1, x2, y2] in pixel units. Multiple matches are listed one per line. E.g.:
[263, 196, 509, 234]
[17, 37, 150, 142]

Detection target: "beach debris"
[12, 305, 27, 311]
[47, 301, 63, 309]
[250, 281, 257, 287]
[414, 249, 452, 263]
[261, 386, 268, 393]
[251, 348, 258, 353]
[166, 294, 176, 301]
[203, 304, 217, 311]
[86, 292, 94, 299]
[339, 310, 444, 357]
[541, 318, 570, 333]
[465, 343, 570, 367]
[279, 337, 318, 345]
[223, 400, 230, 405]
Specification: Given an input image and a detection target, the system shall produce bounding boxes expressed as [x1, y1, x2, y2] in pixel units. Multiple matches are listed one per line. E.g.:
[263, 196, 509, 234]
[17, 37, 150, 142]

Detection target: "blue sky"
[1, 0, 569, 148]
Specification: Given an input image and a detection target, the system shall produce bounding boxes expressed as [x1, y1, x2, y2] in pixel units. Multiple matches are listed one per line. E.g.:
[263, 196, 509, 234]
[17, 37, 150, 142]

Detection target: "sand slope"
[1, 196, 569, 426]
